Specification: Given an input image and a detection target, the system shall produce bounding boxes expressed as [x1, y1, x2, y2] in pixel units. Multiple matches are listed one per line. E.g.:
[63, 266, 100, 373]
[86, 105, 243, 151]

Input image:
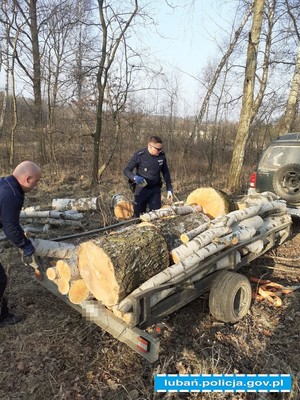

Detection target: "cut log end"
[69, 279, 91, 304]
[46, 267, 57, 281]
[56, 260, 72, 282]
[112, 195, 134, 220]
[57, 278, 70, 295]
[78, 242, 120, 306]
[186, 187, 235, 218]
[180, 233, 189, 244]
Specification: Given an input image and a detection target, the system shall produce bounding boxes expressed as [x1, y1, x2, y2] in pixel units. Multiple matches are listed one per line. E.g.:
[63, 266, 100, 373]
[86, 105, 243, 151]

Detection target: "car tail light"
[249, 172, 257, 188]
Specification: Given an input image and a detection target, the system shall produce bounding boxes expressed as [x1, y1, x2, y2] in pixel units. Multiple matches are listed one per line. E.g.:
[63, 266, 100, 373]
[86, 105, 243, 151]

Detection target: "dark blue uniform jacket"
[0, 175, 29, 249]
[123, 147, 172, 191]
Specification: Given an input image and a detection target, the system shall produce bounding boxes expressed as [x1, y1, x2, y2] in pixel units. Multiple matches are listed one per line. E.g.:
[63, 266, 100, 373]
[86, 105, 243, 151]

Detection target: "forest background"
[0, 0, 300, 196]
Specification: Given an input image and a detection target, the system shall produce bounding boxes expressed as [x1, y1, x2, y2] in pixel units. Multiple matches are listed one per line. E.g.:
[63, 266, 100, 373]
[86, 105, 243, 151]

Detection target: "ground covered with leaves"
[0, 182, 300, 400]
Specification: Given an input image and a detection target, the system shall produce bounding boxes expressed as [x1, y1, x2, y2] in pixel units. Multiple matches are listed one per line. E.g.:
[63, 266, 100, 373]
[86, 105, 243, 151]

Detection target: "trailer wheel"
[209, 271, 252, 323]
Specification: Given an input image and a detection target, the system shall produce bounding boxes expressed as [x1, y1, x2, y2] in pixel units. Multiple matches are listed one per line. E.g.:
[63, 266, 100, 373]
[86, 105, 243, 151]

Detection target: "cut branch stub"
[186, 187, 235, 218]
[78, 224, 169, 307]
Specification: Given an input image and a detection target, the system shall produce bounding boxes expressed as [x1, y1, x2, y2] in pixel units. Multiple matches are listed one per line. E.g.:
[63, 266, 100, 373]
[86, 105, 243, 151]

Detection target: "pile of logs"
[29, 188, 291, 326]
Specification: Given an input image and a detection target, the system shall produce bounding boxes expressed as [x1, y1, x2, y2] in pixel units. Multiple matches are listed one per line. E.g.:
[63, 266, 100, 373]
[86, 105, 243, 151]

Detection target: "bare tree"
[279, 0, 300, 134]
[184, 3, 253, 154]
[92, 0, 139, 185]
[227, 0, 265, 193]
[0, 0, 10, 139]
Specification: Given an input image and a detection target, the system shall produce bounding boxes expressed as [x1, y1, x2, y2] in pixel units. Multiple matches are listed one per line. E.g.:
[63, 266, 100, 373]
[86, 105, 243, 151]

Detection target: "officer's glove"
[22, 238, 35, 257]
[21, 239, 42, 277]
[134, 175, 147, 187]
[167, 190, 173, 203]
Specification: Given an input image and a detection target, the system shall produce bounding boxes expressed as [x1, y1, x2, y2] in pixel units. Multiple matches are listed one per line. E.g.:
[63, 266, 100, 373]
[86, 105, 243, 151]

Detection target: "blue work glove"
[134, 175, 147, 186]
[22, 239, 35, 257]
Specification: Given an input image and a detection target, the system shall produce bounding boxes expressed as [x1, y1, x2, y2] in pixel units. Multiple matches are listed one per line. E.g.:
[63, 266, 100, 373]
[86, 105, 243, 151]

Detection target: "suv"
[249, 133, 300, 206]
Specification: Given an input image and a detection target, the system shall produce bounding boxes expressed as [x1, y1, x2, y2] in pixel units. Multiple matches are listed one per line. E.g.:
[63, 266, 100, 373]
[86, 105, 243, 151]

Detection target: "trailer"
[32, 210, 291, 363]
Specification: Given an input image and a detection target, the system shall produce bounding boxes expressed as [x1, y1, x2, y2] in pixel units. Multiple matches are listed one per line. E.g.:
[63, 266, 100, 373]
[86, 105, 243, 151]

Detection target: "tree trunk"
[280, 44, 300, 134]
[227, 0, 265, 193]
[78, 223, 169, 306]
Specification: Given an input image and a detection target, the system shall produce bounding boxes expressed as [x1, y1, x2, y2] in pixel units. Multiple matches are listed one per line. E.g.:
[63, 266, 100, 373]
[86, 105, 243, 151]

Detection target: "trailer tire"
[209, 271, 252, 323]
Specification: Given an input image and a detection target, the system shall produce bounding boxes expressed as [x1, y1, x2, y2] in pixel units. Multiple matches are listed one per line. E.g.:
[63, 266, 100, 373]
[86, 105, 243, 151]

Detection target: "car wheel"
[209, 271, 252, 323]
[272, 163, 300, 203]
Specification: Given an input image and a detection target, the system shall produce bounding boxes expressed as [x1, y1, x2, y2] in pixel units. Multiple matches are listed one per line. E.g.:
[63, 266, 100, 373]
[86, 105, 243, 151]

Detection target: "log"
[46, 218, 83, 227]
[46, 267, 57, 281]
[212, 205, 262, 227]
[32, 238, 77, 259]
[55, 259, 80, 281]
[237, 192, 279, 209]
[23, 224, 52, 234]
[77, 224, 170, 307]
[151, 212, 211, 251]
[68, 279, 91, 304]
[140, 204, 202, 222]
[117, 227, 257, 314]
[57, 278, 70, 295]
[112, 195, 134, 220]
[20, 209, 83, 220]
[180, 221, 211, 243]
[186, 187, 235, 218]
[52, 197, 98, 211]
[113, 247, 241, 323]
[171, 226, 231, 264]
[114, 251, 243, 324]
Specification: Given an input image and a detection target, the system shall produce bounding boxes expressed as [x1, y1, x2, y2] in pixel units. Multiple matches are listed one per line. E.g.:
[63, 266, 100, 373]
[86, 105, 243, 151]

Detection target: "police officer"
[124, 136, 173, 217]
[0, 161, 41, 327]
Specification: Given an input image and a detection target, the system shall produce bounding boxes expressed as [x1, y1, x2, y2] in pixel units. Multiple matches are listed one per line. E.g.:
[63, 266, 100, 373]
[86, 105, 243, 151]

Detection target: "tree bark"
[52, 197, 98, 211]
[78, 223, 169, 306]
[228, 0, 265, 193]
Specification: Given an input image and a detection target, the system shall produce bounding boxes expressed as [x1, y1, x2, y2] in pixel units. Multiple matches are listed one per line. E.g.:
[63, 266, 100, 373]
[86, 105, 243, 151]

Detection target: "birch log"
[52, 197, 98, 211]
[171, 226, 231, 264]
[77, 224, 170, 307]
[117, 227, 257, 314]
[180, 221, 211, 243]
[20, 209, 83, 220]
[114, 251, 242, 324]
[32, 238, 77, 258]
[140, 205, 202, 222]
[237, 192, 279, 209]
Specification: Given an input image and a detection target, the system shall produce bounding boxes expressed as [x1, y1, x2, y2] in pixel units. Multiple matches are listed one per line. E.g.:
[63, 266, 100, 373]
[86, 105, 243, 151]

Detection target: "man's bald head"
[13, 161, 41, 192]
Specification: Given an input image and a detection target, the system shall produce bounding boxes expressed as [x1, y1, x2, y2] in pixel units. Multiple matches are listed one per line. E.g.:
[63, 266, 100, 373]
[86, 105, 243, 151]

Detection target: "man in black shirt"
[124, 136, 173, 217]
[0, 161, 41, 327]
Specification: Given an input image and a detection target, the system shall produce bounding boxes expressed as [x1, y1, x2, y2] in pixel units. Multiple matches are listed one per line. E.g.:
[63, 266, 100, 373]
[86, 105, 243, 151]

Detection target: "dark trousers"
[0, 262, 9, 321]
[134, 186, 161, 217]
